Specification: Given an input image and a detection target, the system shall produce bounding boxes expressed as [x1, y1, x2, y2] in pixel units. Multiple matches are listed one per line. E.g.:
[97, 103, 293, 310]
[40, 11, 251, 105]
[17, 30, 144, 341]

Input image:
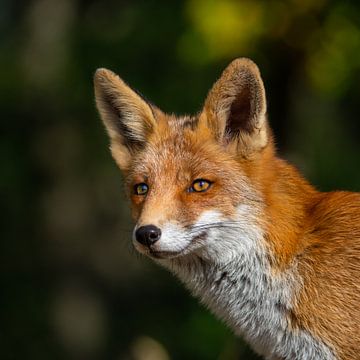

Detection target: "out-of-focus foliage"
[0, 0, 359, 359]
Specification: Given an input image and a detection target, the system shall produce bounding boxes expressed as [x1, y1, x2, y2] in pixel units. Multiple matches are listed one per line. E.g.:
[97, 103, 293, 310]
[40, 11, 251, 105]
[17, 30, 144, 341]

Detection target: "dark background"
[1, 0, 359, 359]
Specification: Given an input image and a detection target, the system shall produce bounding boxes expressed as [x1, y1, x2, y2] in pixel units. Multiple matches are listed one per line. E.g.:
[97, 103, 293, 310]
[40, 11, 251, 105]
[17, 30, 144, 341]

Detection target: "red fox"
[94, 58, 360, 360]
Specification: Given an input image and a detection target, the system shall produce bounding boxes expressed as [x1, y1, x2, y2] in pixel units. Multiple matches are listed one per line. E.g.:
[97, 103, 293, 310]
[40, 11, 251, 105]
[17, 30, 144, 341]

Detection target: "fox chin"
[94, 58, 360, 360]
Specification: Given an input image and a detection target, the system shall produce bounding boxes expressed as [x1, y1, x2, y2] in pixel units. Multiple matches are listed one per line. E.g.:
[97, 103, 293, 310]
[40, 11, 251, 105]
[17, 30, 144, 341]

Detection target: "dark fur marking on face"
[215, 271, 237, 287]
[215, 271, 229, 286]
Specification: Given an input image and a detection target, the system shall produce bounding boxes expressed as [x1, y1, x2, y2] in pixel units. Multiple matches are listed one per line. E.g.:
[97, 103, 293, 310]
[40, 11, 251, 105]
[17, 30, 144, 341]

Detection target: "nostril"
[135, 225, 161, 246]
[149, 230, 158, 240]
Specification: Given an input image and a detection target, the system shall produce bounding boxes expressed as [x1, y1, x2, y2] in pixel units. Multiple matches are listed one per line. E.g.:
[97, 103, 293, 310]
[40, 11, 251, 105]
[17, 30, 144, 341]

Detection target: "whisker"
[188, 221, 247, 234]
[190, 221, 245, 227]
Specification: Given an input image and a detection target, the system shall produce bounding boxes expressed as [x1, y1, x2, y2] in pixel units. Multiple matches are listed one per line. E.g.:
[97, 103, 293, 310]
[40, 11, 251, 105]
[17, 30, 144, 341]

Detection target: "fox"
[94, 58, 360, 360]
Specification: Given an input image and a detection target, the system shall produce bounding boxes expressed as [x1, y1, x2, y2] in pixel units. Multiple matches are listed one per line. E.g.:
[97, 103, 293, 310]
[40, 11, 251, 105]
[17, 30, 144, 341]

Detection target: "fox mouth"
[145, 231, 208, 259]
[148, 249, 183, 259]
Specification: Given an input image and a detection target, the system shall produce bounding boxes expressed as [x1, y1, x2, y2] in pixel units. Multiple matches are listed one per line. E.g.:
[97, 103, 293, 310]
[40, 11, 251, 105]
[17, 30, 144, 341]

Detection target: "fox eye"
[134, 183, 149, 195]
[190, 179, 212, 193]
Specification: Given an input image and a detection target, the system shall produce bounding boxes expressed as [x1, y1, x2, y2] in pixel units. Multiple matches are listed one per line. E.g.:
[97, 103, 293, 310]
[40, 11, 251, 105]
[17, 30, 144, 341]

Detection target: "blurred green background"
[1, 0, 359, 359]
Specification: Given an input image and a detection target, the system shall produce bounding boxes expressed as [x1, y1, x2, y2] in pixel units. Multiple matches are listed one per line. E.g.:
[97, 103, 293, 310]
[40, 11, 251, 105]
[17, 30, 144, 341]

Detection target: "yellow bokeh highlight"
[179, 0, 264, 63]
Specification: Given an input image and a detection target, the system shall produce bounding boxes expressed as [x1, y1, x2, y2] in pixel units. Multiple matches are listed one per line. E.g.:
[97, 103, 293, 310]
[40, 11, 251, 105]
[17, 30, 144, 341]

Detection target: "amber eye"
[190, 179, 212, 193]
[134, 183, 149, 195]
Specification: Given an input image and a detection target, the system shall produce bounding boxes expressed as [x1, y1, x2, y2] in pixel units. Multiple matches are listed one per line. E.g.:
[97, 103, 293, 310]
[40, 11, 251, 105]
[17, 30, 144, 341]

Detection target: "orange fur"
[94, 58, 360, 359]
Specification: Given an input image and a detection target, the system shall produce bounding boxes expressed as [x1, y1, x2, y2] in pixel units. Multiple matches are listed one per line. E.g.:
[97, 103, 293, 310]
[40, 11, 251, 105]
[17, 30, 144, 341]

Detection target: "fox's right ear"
[201, 58, 268, 156]
[94, 68, 157, 171]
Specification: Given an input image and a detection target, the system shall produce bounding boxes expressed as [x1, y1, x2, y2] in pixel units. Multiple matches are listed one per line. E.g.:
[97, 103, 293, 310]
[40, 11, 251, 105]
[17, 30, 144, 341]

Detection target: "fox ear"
[94, 68, 156, 170]
[202, 58, 268, 155]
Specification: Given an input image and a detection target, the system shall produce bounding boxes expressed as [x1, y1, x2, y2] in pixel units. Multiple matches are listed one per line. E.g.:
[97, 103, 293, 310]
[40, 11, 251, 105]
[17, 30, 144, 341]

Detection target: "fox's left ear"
[202, 58, 268, 155]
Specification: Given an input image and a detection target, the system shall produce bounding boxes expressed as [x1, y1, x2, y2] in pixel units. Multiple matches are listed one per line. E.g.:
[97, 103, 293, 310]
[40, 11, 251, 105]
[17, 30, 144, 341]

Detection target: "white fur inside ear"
[203, 58, 268, 152]
[94, 68, 156, 146]
[107, 93, 152, 143]
[237, 117, 268, 154]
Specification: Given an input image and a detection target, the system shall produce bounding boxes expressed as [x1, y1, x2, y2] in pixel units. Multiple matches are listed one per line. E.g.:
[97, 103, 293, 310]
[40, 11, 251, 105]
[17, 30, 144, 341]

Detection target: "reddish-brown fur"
[94, 58, 360, 359]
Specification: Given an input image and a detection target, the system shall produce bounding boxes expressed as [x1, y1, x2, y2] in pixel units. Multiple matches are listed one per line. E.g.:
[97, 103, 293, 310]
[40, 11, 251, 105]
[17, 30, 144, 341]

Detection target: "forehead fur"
[127, 113, 241, 180]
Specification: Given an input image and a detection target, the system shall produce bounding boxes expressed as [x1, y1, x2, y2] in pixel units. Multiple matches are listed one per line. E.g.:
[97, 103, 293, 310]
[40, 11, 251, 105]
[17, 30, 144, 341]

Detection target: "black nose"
[135, 225, 161, 246]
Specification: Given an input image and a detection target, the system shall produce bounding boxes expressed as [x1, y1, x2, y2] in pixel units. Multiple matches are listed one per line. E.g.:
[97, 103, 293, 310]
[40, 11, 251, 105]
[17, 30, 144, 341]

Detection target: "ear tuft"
[203, 58, 268, 154]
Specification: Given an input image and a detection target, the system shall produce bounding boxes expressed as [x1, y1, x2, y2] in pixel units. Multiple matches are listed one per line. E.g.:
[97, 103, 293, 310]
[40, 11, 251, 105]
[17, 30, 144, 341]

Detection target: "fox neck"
[261, 155, 319, 269]
[163, 244, 294, 358]
[159, 196, 289, 357]
[240, 144, 319, 269]
[159, 214, 334, 359]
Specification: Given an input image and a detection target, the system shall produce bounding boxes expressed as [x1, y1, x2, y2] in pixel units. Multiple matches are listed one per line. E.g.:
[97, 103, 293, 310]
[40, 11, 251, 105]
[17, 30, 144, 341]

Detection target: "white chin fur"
[133, 210, 225, 258]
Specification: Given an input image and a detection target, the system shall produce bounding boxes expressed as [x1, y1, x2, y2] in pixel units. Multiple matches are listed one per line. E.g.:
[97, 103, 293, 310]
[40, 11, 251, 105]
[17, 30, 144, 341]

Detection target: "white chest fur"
[160, 218, 336, 360]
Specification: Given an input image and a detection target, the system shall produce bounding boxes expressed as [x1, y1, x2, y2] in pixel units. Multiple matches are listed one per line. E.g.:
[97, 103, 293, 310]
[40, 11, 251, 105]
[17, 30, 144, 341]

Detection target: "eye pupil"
[134, 183, 148, 195]
[191, 179, 211, 193]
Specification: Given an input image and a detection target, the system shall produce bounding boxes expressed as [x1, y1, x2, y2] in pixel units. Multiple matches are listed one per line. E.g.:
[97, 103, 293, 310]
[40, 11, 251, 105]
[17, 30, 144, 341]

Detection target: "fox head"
[94, 59, 273, 262]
